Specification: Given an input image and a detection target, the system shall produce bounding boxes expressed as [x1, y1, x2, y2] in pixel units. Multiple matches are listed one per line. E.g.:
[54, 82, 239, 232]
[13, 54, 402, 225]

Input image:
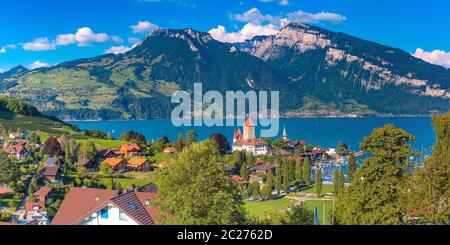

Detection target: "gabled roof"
[110, 191, 155, 225]
[43, 166, 60, 176]
[120, 144, 141, 152]
[52, 188, 118, 225]
[97, 148, 116, 158]
[34, 187, 53, 199]
[244, 118, 254, 127]
[233, 139, 269, 147]
[102, 158, 125, 167]
[43, 158, 59, 167]
[75, 159, 94, 167]
[128, 157, 149, 166]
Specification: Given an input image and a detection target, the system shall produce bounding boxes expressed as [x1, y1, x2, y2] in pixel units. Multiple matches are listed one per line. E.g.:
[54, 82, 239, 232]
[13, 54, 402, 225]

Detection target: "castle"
[232, 118, 270, 156]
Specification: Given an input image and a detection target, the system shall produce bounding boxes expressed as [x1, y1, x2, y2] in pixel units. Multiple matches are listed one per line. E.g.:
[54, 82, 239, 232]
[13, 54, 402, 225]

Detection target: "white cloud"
[286, 10, 347, 25]
[112, 36, 124, 43]
[0, 68, 5, 73]
[29, 60, 50, 69]
[211, 8, 346, 43]
[0, 47, 6, 53]
[55, 34, 77, 46]
[130, 21, 158, 33]
[23, 37, 56, 51]
[75, 27, 110, 46]
[105, 45, 132, 54]
[258, 0, 289, 6]
[209, 23, 279, 43]
[23, 27, 110, 51]
[413, 48, 450, 69]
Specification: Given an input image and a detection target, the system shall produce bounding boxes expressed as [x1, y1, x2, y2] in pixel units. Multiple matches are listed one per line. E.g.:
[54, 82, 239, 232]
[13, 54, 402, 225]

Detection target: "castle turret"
[243, 118, 256, 140]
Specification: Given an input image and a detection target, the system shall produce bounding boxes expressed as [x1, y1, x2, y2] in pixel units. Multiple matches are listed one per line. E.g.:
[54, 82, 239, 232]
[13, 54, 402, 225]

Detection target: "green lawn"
[245, 197, 294, 217]
[150, 153, 175, 164]
[0, 111, 82, 137]
[296, 184, 335, 195]
[303, 200, 334, 225]
[76, 139, 130, 150]
[97, 172, 155, 189]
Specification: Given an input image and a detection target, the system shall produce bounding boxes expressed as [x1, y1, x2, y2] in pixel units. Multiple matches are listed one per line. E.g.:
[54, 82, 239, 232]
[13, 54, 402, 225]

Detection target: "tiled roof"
[128, 157, 149, 166]
[111, 191, 155, 225]
[44, 158, 59, 167]
[43, 166, 60, 176]
[75, 159, 94, 167]
[102, 158, 124, 167]
[34, 187, 52, 199]
[244, 118, 254, 127]
[52, 188, 118, 225]
[120, 144, 141, 152]
[233, 138, 269, 147]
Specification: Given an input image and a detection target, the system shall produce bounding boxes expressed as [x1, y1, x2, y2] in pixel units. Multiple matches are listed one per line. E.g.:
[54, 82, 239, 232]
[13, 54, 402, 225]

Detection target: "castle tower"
[243, 118, 256, 140]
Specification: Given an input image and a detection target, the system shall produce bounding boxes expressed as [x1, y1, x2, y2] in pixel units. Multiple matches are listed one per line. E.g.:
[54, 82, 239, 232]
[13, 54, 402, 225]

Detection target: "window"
[100, 208, 109, 219]
[119, 210, 128, 221]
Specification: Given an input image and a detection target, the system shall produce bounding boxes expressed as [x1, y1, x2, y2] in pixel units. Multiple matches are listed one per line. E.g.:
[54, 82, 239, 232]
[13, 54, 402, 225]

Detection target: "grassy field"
[76, 139, 130, 150]
[296, 184, 335, 195]
[97, 172, 155, 189]
[150, 153, 175, 164]
[0, 111, 83, 137]
[245, 197, 294, 217]
[303, 200, 334, 225]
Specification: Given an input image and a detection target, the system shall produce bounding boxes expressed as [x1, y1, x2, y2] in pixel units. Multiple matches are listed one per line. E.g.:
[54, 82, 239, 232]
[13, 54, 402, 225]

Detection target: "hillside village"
[0, 115, 356, 225]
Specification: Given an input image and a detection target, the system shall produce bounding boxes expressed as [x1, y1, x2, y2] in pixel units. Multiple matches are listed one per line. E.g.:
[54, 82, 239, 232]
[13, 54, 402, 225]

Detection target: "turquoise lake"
[69, 117, 436, 153]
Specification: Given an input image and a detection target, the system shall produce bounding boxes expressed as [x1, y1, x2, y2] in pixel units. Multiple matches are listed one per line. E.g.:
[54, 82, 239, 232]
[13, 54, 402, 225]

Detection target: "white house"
[52, 187, 156, 225]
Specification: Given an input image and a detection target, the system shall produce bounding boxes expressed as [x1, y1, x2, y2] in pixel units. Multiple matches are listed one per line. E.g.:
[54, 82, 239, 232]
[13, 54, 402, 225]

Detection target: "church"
[232, 118, 270, 156]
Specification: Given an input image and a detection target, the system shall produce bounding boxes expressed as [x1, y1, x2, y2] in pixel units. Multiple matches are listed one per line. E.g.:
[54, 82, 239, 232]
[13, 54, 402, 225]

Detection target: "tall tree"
[262, 171, 274, 199]
[42, 137, 63, 157]
[185, 130, 198, 145]
[274, 161, 282, 194]
[154, 140, 247, 225]
[336, 124, 415, 225]
[64, 144, 71, 175]
[240, 162, 249, 179]
[295, 159, 303, 184]
[282, 161, 289, 193]
[333, 169, 342, 195]
[0, 153, 20, 184]
[175, 132, 185, 151]
[315, 169, 322, 197]
[347, 153, 357, 183]
[210, 133, 230, 154]
[302, 157, 311, 185]
[78, 141, 97, 161]
[404, 111, 450, 224]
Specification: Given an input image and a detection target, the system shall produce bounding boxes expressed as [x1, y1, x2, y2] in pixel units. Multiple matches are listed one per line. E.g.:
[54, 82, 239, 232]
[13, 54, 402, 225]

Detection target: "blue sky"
[1, 0, 449, 72]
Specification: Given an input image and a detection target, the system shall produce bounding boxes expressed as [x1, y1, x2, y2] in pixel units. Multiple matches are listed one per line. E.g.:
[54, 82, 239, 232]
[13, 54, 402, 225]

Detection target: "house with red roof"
[2, 139, 29, 160]
[33, 187, 53, 203]
[118, 144, 141, 157]
[52, 187, 157, 225]
[102, 158, 127, 172]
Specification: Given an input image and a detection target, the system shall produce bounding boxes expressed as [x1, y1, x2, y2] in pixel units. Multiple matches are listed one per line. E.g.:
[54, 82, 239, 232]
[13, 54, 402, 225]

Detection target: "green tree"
[274, 161, 282, 194]
[64, 144, 72, 175]
[347, 153, 357, 183]
[186, 130, 198, 145]
[315, 169, 322, 197]
[302, 157, 311, 185]
[403, 111, 450, 224]
[175, 132, 185, 151]
[295, 159, 303, 184]
[154, 140, 247, 225]
[333, 170, 341, 195]
[262, 171, 273, 199]
[336, 124, 416, 225]
[336, 140, 349, 156]
[248, 181, 261, 199]
[78, 141, 97, 161]
[240, 162, 249, 179]
[282, 161, 289, 193]
[0, 153, 20, 184]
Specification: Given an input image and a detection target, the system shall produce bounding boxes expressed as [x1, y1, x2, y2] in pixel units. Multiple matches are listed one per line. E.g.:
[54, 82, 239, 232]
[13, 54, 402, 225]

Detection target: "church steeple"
[282, 125, 287, 141]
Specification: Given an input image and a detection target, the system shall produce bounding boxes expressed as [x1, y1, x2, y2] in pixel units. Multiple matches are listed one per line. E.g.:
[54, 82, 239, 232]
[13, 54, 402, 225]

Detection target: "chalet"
[118, 144, 141, 157]
[3, 139, 29, 160]
[23, 211, 49, 225]
[43, 157, 60, 168]
[163, 147, 177, 155]
[42, 166, 61, 183]
[102, 158, 127, 172]
[25, 202, 45, 212]
[52, 187, 157, 225]
[75, 159, 98, 172]
[97, 148, 117, 160]
[230, 175, 249, 186]
[127, 158, 152, 172]
[232, 119, 270, 156]
[33, 187, 53, 203]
